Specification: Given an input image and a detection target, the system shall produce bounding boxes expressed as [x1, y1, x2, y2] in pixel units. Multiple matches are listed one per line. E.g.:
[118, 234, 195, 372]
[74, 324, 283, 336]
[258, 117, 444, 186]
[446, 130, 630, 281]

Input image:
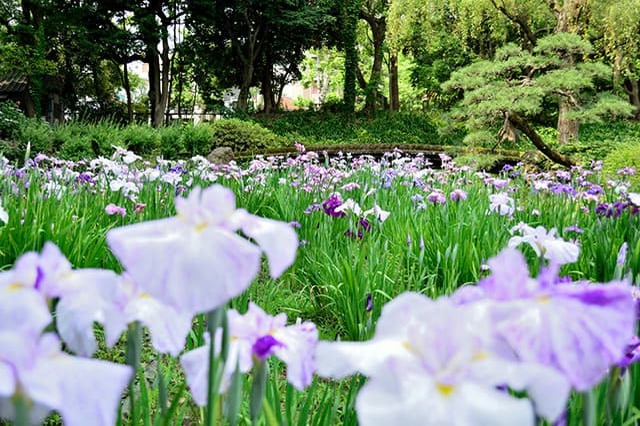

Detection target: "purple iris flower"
[105, 203, 126, 217]
[365, 293, 373, 312]
[454, 248, 636, 391]
[253, 335, 284, 360]
[550, 184, 577, 196]
[180, 303, 317, 404]
[449, 189, 468, 202]
[170, 164, 188, 174]
[426, 191, 446, 205]
[596, 202, 628, 218]
[75, 172, 95, 185]
[618, 336, 640, 373]
[322, 193, 346, 218]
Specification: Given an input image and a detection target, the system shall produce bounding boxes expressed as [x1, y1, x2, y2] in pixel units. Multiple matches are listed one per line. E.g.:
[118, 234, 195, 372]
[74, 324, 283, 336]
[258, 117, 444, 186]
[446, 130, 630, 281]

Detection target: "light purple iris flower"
[426, 190, 446, 205]
[180, 303, 317, 405]
[0, 243, 189, 357]
[316, 293, 570, 425]
[105, 203, 126, 217]
[454, 248, 636, 391]
[0, 197, 7, 224]
[107, 185, 298, 315]
[488, 193, 515, 216]
[508, 223, 580, 265]
[449, 189, 468, 202]
[56, 273, 193, 357]
[0, 283, 131, 426]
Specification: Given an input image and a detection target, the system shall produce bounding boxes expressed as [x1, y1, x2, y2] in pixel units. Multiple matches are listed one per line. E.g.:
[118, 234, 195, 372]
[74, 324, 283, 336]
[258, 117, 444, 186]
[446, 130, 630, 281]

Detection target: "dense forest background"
[1, 0, 640, 163]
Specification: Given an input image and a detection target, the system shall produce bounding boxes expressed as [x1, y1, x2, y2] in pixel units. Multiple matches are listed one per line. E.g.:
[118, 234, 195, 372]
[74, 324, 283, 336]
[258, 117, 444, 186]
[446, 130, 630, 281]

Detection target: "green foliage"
[603, 143, 640, 187]
[5, 119, 55, 159]
[182, 124, 216, 157]
[453, 153, 504, 171]
[255, 111, 449, 146]
[121, 125, 161, 157]
[558, 122, 640, 163]
[299, 47, 344, 105]
[159, 125, 187, 159]
[58, 135, 96, 161]
[444, 33, 634, 145]
[211, 119, 281, 153]
[0, 101, 26, 140]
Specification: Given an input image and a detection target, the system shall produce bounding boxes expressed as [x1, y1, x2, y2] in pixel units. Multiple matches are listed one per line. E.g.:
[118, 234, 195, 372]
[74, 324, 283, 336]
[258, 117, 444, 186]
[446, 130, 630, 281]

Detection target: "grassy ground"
[1, 147, 639, 425]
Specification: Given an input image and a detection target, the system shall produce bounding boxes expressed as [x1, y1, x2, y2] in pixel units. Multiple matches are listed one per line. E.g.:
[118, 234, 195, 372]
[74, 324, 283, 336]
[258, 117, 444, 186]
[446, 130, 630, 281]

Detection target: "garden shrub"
[256, 110, 451, 146]
[58, 135, 96, 160]
[83, 120, 126, 157]
[211, 118, 280, 153]
[182, 124, 215, 157]
[121, 125, 160, 156]
[17, 119, 54, 157]
[454, 153, 503, 171]
[159, 125, 186, 158]
[558, 122, 640, 164]
[0, 101, 26, 140]
[603, 142, 640, 188]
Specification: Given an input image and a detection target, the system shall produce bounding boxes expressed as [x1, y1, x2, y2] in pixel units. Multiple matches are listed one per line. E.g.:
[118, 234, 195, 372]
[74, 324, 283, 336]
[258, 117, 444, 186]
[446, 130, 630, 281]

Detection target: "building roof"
[0, 72, 28, 94]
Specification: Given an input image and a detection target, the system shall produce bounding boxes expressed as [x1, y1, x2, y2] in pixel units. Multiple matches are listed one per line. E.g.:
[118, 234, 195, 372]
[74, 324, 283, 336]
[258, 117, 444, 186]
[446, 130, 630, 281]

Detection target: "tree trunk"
[237, 81, 251, 112]
[389, 52, 399, 112]
[261, 75, 275, 113]
[261, 49, 276, 113]
[361, 12, 386, 112]
[553, 0, 582, 143]
[159, 37, 170, 125]
[509, 112, 575, 167]
[623, 77, 640, 120]
[122, 62, 133, 124]
[557, 98, 580, 143]
[342, 0, 360, 113]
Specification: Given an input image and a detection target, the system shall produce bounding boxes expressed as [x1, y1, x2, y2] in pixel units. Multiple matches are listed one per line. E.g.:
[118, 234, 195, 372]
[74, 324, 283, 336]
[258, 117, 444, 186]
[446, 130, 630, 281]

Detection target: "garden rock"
[207, 146, 234, 164]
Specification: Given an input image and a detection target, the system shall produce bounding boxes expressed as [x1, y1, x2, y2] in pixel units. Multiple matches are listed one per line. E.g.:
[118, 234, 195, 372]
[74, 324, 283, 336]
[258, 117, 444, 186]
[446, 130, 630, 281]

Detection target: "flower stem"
[157, 353, 168, 417]
[582, 390, 597, 426]
[125, 321, 142, 425]
[205, 308, 224, 426]
[250, 359, 269, 423]
[13, 394, 30, 426]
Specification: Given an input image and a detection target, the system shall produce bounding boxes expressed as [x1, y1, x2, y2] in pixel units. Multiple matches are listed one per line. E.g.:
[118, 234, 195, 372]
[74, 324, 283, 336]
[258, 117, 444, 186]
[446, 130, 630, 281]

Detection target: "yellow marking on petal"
[472, 351, 490, 361]
[194, 223, 208, 232]
[7, 283, 23, 291]
[536, 295, 550, 303]
[437, 383, 455, 396]
[139, 293, 152, 299]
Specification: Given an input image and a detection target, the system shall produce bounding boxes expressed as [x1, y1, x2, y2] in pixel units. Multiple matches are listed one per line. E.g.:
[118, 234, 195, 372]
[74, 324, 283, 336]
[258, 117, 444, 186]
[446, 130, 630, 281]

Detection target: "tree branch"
[508, 111, 575, 167]
[489, 0, 537, 48]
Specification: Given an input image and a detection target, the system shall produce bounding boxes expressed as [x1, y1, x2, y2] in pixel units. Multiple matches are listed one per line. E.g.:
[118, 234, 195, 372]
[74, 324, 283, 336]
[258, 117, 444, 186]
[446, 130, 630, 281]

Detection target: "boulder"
[207, 146, 234, 165]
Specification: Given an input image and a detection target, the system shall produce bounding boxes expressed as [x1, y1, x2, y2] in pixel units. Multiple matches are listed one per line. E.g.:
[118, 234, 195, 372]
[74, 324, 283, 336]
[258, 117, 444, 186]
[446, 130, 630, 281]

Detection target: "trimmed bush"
[59, 135, 96, 160]
[183, 124, 215, 157]
[211, 119, 280, 153]
[121, 125, 160, 157]
[17, 119, 54, 157]
[255, 110, 450, 146]
[159, 125, 187, 158]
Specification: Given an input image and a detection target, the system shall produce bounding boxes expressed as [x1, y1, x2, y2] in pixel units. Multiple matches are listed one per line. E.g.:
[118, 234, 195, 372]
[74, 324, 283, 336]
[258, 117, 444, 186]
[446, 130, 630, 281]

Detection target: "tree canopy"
[0, 0, 637, 161]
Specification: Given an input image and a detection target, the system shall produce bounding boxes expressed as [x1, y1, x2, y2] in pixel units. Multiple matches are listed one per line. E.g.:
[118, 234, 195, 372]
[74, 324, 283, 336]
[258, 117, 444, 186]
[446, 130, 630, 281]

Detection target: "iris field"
[1, 145, 639, 426]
